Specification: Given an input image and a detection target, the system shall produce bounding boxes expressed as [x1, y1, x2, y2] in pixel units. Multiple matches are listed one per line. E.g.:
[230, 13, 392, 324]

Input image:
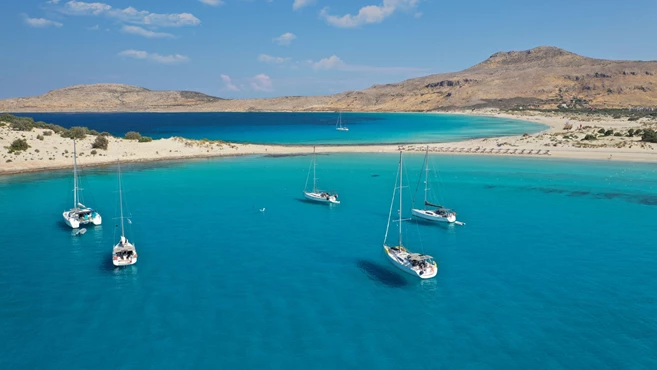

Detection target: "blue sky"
[1, 0, 656, 99]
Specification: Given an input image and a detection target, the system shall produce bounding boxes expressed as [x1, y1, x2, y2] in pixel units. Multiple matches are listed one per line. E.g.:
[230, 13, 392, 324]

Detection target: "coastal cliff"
[2, 46, 657, 112]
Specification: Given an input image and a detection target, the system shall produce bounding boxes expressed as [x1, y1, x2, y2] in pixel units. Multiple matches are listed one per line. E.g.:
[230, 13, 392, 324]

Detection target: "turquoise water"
[19, 112, 546, 145]
[1, 154, 656, 369]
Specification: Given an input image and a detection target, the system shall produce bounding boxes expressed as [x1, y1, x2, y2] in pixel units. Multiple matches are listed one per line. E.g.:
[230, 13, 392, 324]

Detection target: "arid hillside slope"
[2, 47, 656, 112]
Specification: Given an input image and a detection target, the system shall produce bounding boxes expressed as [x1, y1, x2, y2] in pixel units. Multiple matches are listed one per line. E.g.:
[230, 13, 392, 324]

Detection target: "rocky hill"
[2, 47, 656, 112]
[0, 84, 223, 112]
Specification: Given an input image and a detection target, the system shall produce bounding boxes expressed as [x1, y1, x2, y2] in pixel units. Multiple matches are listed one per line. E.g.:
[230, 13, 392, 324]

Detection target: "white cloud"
[258, 54, 290, 63]
[47, 0, 61, 4]
[309, 55, 427, 74]
[199, 0, 224, 6]
[122, 25, 174, 38]
[250, 74, 274, 92]
[220, 74, 240, 91]
[272, 32, 296, 46]
[293, 0, 315, 11]
[312, 55, 346, 70]
[118, 50, 190, 64]
[62, 1, 201, 27]
[24, 16, 63, 28]
[320, 0, 419, 28]
[87, 24, 100, 30]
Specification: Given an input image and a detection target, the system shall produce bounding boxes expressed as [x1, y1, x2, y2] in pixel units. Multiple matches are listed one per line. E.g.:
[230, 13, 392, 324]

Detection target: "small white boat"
[303, 147, 340, 205]
[112, 160, 138, 267]
[62, 139, 102, 229]
[383, 152, 437, 279]
[411, 145, 460, 224]
[335, 112, 349, 131]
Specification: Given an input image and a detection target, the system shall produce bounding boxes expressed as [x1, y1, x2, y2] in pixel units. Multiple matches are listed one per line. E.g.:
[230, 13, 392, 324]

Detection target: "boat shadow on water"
[412, 218, 457, 230]
[98, 259, 138, 275]
[356, 259, 408, 288]
[295, 198, 340, 206]
[56, 222, 102, 233]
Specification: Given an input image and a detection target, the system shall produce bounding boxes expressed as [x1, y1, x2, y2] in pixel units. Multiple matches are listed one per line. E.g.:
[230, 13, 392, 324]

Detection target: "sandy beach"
[1, 110, 656, 176]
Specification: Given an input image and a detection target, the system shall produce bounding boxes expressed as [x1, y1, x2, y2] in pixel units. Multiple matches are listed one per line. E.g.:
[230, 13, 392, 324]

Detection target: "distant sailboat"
[303, 147, 340, 204]
[112, 160, 138, 267]
[383, 152, 437, 279]
[335, 112, 349, 131]
[411, 145, 460, 224]
[62, 139, 102, 229]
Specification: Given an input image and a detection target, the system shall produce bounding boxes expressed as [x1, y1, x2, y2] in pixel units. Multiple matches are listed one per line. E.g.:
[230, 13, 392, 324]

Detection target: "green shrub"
[61, 126, 88, 140]
[597, 128, 605, 134]
[641, 129, 657, 143]
[628, 116, 640, 121]
[90, 150, 97, 155]
[604, 129, 613, 136]
[9, 118, 36, 131]
[627, 128, 635, 136]
[92, 135, 109, 150]
[37, 134, 44, 140]
[8, 138, 30, 153]
[138, 136, 153, 143]
[583, 134, 597, 141]
[125, 131, 141, 140]
[89, 130, 100, 136]
[44, 123, 66, 133]
[35, 149, 40, 153]
[613, 132, 622, 137]
[43, 130, 52, 136]
[100, 132, 111, 137]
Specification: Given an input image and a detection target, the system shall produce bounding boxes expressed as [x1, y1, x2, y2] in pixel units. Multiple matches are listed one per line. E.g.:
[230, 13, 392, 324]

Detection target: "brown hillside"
[1, 47, 656, 112]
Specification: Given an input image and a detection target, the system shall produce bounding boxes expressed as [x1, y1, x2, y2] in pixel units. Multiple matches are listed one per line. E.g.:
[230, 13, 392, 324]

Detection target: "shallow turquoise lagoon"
[0, 154, 656, 369]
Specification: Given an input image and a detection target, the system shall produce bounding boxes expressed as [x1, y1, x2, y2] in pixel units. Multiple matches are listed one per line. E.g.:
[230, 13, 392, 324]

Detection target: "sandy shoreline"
[2, 110, 656, 176]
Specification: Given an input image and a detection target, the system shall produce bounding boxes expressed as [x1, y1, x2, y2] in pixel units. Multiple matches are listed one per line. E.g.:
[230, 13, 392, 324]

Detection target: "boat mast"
[399, 151, 403, 247]
[313, 146, 317, 193]
[424, 145, 429, 210]
[73, 139, 79, 209]
[118, 160, 125, 238]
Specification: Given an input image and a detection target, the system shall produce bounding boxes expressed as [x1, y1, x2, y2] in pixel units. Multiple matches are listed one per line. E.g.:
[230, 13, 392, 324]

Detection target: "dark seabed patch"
[568, 191, 591, 197]
[634, 195, 657, 206]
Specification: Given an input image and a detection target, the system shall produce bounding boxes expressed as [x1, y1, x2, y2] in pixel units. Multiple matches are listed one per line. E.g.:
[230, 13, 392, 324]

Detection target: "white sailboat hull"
[113, 256, 137, 266]
[304, 191, 340, 204]
[113, 241, 138, 266]
[62, 211, 102, 229]
[384, 246, 437, 279]
[336, 127, 349, 131]
[411, 208, 456, 223]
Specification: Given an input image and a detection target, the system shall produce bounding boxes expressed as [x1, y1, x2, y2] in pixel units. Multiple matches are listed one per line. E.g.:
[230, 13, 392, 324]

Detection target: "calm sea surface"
[17, 112, 546, 145]
[1, 154, 656, 369]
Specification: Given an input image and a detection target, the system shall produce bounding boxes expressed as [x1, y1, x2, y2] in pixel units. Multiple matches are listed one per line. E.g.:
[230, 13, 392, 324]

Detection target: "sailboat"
[62, 139, 102, 229]
[383, 152, 438, 279]
[411, 145, 459, 224]
[303, 147, 340, 204]
[335, 112, 349, 131]
[112, 160, 138, 267]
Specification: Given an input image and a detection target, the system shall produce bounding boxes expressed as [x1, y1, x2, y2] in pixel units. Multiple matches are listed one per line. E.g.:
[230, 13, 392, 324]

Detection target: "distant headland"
[1, 46, 656, 113]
